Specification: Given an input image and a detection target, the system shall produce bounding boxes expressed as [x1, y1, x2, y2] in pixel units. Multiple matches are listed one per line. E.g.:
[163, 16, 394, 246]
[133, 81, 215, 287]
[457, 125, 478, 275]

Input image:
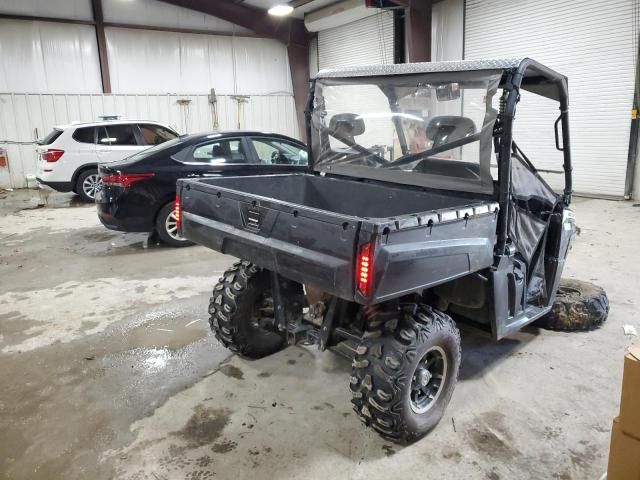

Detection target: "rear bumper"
[95, 189, 155, 233]
[36, 178, 73, 192]
[182, 210, 356, 302]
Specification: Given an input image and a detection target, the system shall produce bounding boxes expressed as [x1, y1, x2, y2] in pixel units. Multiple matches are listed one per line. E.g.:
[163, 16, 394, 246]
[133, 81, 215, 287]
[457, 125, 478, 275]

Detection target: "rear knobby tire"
[536, 279, 609, 331]
[350, 303, 461, 443]
[208, 261, 302, 359]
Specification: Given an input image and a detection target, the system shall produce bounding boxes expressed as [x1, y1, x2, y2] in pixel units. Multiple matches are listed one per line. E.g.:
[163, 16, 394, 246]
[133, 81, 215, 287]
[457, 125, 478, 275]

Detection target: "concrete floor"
[0, 189, 638, 480]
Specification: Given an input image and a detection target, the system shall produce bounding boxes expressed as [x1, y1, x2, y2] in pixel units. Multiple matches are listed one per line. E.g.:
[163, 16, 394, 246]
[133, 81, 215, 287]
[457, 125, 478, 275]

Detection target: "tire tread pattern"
[209, 261, 267, 357]
[350, 303, 461, 443]
[538, 279, 609, 332]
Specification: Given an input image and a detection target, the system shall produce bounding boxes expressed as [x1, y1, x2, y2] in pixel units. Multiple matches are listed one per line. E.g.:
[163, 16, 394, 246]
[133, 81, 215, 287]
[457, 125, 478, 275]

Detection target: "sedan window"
[188, 139, 248, 165]
[251, 138, 308, 165]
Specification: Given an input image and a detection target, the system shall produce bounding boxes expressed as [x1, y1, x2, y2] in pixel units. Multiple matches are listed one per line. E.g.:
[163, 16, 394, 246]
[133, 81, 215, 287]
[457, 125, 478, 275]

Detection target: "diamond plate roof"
[315, 58, 527, 79]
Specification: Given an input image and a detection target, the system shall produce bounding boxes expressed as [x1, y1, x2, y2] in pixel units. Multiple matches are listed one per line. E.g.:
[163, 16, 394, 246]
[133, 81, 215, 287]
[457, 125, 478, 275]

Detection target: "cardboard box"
[620, 344, 640, 441]
[608, 418, 640, 480]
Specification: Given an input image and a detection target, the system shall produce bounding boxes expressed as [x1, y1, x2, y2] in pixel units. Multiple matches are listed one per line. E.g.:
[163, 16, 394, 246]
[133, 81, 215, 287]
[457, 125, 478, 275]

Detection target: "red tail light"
[174, 193, 181, 230]
[356, 242, 374, 296]
[41, 149, 64, 162]
[101, 172, 154, 188]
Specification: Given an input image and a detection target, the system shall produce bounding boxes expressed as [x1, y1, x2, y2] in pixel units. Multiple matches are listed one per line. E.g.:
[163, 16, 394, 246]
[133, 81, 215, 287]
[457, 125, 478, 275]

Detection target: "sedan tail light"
[41, 149, 65, 162]
[101, 172, 154, 188]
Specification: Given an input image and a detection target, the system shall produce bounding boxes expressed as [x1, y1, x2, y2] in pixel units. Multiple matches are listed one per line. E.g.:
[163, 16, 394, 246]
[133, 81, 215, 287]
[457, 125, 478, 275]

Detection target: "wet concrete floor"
[0, 189, 638, 479]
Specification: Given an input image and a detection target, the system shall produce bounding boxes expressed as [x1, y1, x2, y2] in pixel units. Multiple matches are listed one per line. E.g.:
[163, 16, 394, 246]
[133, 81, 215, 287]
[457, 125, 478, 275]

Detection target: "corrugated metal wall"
[0, 93, 298, 188]
[105, 28, 292, 95]
[0, 0, 93, 21]
[317, 11, 394, 70]
[431, 0, 463, 62]
[0, 20, 103, 94]
[0, 0, 298, 189]
[0, 19, 292, 96]
[465, 0, 637, 197]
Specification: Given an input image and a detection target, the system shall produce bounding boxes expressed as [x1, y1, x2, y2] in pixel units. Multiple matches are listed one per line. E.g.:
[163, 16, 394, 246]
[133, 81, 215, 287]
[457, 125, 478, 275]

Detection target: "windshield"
[311, 71, 501, 194]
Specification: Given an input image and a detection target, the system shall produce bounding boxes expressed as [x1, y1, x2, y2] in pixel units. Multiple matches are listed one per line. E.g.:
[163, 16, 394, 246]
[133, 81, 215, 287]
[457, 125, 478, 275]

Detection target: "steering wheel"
[326, 129, 387, 166]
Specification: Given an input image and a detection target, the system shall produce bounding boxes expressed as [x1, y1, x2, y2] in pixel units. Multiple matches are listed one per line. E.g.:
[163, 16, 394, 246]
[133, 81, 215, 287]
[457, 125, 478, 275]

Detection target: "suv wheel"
[155, 202, 194, 248]
[350, 303, 461, 443]
[76, 169, 102, 202]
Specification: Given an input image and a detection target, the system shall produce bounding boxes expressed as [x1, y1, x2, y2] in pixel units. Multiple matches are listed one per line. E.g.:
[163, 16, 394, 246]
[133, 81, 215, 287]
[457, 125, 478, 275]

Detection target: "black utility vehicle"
[96, 131, 307, 247]
[177, 59, 608, 442]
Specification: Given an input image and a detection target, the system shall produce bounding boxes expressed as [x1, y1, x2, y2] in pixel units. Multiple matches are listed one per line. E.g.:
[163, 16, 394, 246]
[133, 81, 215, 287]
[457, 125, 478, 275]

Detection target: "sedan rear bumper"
[95, 190, 155, 233]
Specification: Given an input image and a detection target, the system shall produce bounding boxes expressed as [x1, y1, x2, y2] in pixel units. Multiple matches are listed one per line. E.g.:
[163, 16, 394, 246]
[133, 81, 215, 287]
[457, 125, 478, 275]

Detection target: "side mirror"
[436, 83, 461, 101]
[329, 113, 365, 137]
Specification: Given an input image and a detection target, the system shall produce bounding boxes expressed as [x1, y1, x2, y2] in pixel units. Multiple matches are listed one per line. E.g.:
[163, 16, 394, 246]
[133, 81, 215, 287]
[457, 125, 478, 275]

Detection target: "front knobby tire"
[350, 303, 461, 443]
[208, 261, 302, 359]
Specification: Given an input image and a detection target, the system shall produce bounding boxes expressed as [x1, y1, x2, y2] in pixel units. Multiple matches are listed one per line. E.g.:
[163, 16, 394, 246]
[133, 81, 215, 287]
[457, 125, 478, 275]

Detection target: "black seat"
[426, 116, 476, 147]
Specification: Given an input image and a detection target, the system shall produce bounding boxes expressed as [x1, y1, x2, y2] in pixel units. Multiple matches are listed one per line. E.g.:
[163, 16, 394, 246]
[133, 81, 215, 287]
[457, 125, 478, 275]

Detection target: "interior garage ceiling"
[237, 0, 347, 19]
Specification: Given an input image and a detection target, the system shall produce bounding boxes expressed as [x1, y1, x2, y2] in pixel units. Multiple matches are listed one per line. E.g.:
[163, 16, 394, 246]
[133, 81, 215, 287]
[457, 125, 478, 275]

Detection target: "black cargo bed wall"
[199, 174, 485, 219]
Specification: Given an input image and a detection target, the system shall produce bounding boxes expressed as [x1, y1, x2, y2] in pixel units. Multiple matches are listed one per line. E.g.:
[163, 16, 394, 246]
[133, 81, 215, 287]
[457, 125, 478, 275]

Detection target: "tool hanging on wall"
[208, 88, 219, 130]
[231, 95, 250, 129]
[176, 98, 192, 134]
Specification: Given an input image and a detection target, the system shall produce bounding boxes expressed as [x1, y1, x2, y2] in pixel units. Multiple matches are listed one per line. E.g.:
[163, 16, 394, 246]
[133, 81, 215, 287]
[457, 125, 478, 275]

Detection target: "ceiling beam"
[157, 0, 309, 46]
[405, 0, 431, 62]
[91, 0, 112, 94]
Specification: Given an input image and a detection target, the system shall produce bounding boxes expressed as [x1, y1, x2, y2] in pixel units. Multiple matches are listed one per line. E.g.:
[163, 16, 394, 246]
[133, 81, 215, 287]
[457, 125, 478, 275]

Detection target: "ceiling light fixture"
[268, 4, 294, 16]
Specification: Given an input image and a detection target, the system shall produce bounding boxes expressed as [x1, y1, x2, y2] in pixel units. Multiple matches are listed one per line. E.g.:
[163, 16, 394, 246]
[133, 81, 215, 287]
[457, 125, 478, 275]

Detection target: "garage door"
[317, 11, 394, 70]
[465, 0, 637, 197]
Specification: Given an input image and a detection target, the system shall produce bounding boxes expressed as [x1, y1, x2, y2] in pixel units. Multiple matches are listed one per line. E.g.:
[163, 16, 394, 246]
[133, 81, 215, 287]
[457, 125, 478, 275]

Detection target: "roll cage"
[306, 57, 572, 257]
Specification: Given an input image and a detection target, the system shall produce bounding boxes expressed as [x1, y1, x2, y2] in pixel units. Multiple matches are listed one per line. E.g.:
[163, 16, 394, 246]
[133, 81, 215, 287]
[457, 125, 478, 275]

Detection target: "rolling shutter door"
[317, 11, 394, 70]
[465, 0, 637, 197]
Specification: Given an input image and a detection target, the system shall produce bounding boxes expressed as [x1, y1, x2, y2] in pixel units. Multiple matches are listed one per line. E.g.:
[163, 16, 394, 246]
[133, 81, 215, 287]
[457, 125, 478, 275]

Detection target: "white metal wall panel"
[0, 93, 299, 189]
[0, 0, 92, 21]
[102, 0, 252, 34]
[233, 37, 293, 95]
[0, 20, 102, 94]
[309, 36, 319, 78]
[317, 11, 394, 70]
[465, 0, 637, 197]
[431, 0, 463, 62]
[206, 36, 236, 96]
[105, 28, 292, 96]
[106, 28, 183, 94]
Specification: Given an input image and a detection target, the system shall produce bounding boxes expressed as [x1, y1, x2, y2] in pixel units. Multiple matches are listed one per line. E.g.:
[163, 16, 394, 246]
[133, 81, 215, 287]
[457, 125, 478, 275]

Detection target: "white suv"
[36, 120, 178, 201]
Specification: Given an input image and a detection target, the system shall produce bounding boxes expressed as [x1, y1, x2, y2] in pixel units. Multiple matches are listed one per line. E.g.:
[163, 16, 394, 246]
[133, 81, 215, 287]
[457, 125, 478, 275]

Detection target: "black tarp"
[508, 155, 560, 302]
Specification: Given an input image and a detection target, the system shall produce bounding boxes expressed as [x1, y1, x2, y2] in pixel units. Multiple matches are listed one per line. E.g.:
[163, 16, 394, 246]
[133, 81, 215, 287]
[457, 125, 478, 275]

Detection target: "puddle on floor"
[82, 306, 211, 357]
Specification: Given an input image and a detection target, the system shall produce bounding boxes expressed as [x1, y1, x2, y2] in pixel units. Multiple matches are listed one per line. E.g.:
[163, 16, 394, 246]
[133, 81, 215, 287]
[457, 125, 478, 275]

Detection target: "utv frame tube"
[496, 60, 572, 255]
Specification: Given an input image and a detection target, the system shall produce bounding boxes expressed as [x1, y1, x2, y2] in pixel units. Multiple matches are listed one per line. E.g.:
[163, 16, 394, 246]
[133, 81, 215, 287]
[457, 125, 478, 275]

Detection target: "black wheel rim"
[410, 346, 447, 414]
[248, 290, 280, 335]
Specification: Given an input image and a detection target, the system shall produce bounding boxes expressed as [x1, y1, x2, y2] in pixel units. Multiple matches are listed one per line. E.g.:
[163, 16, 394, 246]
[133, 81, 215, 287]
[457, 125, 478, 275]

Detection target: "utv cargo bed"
[179, 173, 499, 304]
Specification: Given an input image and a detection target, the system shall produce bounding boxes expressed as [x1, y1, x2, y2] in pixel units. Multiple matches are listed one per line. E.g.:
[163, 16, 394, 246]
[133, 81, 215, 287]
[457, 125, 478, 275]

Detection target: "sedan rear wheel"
[155, 202, 194, 248]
